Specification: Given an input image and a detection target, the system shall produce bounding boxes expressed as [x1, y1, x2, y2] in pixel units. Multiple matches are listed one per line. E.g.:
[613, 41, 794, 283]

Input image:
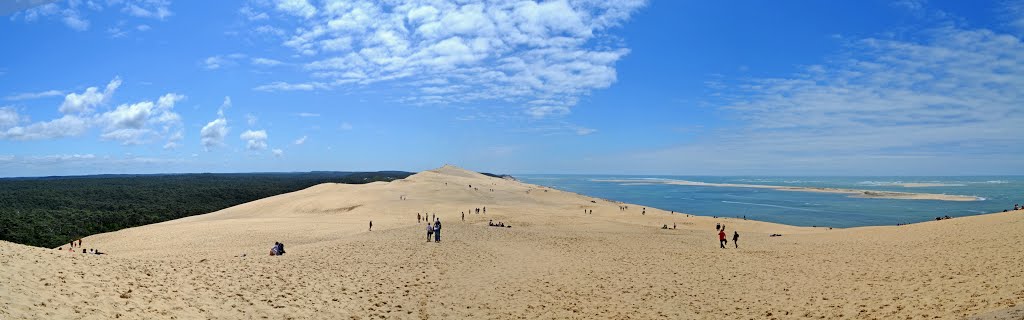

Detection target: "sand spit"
[2, 165, 1022, 319]
[593, 178, 982, 201]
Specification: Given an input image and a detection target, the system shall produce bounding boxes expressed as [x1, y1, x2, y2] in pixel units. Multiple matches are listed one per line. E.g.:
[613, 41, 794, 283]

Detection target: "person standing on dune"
[733, 231, 739, 248]
[426, 222, 433, 241]
[434, 219, 442, 243]
[369, 220, 373, 231]
[719, 229, 727, 249]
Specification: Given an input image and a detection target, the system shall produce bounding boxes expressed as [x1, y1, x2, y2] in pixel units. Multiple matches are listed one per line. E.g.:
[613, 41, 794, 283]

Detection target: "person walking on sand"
[462, 212, 465, 222]
[719, 229, 727, 249]
[426, 222, 433, 241]
[733, 231, 739, 248]
[369, 220, 373, 231]
[418, 212, 421, 223]
[434, 219, 442, 243]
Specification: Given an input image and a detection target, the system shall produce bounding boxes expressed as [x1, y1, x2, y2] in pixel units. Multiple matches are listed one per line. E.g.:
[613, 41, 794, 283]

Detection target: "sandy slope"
[2, 165, 1023, 319]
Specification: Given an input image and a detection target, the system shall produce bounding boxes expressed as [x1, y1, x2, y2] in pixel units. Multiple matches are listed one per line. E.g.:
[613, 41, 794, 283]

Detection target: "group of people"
[426, 219, 442, 242]
[417, 212, 436, 223]
[59, 239, 105, 254]
[488, 220, 511, 228]
[716, 223, 740, 249]
[270, 242, 285, 256]
[935, 215, 953, 221]
[661, 223, 677, 229]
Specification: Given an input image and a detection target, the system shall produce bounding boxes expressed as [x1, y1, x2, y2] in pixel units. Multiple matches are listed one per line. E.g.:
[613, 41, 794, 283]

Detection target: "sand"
[2, 165, 1023, 319]
[593, 178, 982, 201]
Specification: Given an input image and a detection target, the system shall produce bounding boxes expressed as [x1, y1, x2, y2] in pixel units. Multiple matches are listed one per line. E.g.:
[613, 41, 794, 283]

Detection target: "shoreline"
[591, 178, 982, 201]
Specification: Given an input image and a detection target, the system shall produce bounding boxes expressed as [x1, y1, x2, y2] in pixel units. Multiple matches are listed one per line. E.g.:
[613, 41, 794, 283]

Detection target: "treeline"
[0, 171, 412, 248]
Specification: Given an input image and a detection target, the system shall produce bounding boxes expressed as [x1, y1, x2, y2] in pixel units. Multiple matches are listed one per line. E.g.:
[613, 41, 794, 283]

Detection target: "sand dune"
[2, 165, 1023, 319]
[593, 178, 982, 201]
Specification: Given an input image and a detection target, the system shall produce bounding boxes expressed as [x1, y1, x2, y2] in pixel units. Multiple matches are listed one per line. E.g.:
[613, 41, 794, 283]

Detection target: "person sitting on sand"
[733, 231, 739, 248]
[270, 242, 285, 256]
[1014, 204, 1020, 210]
[673, 223, 676, 229]
[488, 219, 494, 226]
[662, 224, 668, 229]
[719, 229, 727, 249]
[716, 223, 720, 231]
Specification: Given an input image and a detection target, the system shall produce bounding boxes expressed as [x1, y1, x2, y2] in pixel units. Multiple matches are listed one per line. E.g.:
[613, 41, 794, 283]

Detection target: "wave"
[720, 200, 827, 212]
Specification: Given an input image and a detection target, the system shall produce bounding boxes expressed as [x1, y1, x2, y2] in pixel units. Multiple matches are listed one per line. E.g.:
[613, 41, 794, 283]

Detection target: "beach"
[2, 165, 1023, 319]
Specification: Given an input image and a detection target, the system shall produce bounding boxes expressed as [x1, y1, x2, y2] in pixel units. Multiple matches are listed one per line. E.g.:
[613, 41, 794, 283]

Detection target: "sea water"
[516, 175, 1024, 228]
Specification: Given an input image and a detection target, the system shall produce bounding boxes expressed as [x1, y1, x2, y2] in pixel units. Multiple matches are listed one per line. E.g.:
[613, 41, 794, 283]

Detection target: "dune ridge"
[2, 165, 1023, 319]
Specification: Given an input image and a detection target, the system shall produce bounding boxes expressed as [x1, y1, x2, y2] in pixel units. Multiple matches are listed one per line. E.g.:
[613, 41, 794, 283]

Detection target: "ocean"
[516, 175, 1024, 228]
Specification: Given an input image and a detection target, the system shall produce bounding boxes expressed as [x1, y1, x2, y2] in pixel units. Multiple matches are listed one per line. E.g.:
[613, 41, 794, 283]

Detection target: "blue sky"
[1, 0, 1022, 177]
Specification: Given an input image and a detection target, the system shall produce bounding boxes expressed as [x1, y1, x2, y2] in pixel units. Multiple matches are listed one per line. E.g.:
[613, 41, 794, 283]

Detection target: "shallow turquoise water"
[516, 175, 1024, 228]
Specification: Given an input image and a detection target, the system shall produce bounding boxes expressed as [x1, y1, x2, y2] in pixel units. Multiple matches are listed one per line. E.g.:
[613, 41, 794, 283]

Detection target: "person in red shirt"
[719, 229, 727, 248]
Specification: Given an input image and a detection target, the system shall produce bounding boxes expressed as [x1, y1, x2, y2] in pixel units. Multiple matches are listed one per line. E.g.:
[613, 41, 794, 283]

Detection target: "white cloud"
[0, 107, 20, 128]
[638, 23, 1024, 175]
[62, 9, 90, 31]
[201, 97, 232, 150]
[203, 54, 248, 70]
[251, 57, 284, 66]
[95, 93, 184, 145]
[525, 106, 570, 118]
[30, 154, 97, 162]
[1, 115, 90, 140]
[575, 127, 596, 136]
[272, 148, 284, 157]
[244, 0, 645, 116]
[1, 78, 184, 144]
[1005, 0, 1024, 33]
[296, 112, 320, 117]
[253, 81, 328, 92]
[124, 1, 173, 20]
[240, 129, 269, 150]
[60, 76, 121, 114]
[200, 118, 228, 150]
[294, 135, 307, 145]
[13, 0, 174, 32]
[240, 6, 270, 21]
[5, 90, 64, 101]
[218, 96, 232, 116]
[339, 122, 353, 130]
[276, 0, 316, 19]
[246, 113, 258, 126]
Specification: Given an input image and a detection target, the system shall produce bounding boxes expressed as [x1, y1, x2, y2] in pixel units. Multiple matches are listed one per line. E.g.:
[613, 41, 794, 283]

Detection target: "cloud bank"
[245, 0, 646, 118]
